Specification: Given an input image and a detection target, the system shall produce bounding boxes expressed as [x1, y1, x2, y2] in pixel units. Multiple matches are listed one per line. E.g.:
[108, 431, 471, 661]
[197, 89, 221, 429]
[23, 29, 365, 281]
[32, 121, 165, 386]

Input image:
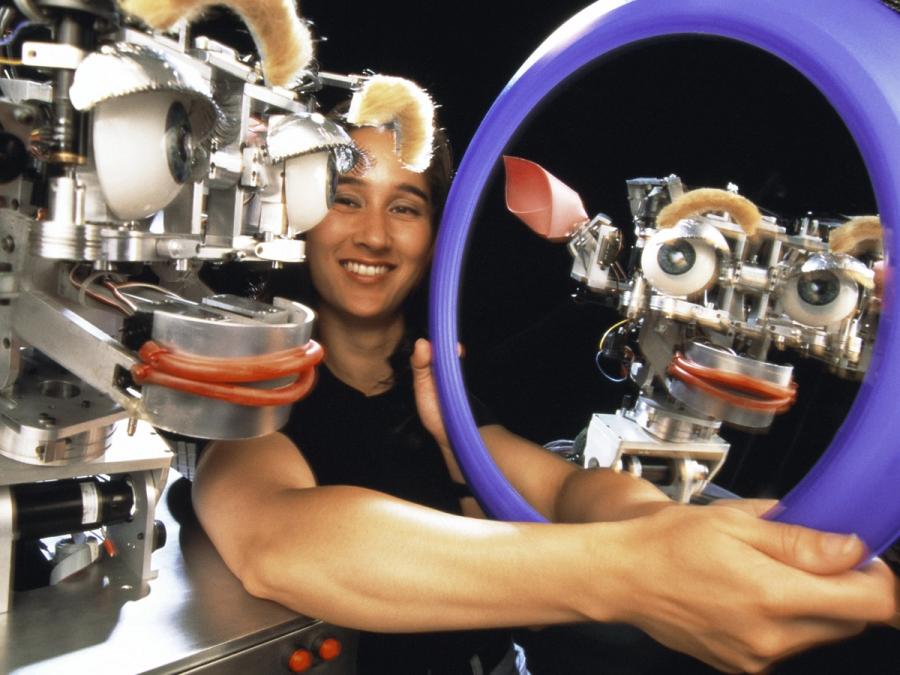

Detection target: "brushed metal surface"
[1, 464, 355, 673]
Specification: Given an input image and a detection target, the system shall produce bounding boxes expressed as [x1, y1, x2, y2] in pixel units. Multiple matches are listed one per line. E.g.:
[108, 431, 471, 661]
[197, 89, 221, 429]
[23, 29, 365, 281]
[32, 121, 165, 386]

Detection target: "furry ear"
[346, 75, 435, 173]
[656, 188, 761, 236]
[829, 216, 883, 257]
[118, 0, 313, 87]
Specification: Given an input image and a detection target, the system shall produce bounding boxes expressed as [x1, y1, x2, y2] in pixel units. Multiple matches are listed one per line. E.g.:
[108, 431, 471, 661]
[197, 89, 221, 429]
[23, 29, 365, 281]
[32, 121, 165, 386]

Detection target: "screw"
[13, 107, 34, 125]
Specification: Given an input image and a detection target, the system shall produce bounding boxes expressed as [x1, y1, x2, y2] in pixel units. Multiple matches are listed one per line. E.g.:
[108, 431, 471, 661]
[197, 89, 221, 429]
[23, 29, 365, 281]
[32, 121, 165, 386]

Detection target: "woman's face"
[306, 127, 434, 323]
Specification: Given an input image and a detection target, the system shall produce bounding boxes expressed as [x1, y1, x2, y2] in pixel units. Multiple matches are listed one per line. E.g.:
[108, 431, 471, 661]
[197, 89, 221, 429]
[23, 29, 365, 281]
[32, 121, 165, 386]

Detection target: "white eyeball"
[93, 91, 194, 220]
[284, 151, 337, 233]
[781, 270, 859, 327]
[641, 235, 719, 297]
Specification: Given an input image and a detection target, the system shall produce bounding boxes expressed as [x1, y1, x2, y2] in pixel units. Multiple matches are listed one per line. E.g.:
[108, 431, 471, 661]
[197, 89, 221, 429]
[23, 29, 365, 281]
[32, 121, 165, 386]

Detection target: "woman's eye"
[391, 202, 424, 218]
[333, 194, 361, 209]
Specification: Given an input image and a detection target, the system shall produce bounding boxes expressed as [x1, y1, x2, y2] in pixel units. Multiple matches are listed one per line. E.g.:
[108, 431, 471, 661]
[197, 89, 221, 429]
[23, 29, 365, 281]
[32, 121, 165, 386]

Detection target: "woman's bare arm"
[193, 431, 895, 674]
[193, 433, 614, 631]
[410, 338, 672, 521]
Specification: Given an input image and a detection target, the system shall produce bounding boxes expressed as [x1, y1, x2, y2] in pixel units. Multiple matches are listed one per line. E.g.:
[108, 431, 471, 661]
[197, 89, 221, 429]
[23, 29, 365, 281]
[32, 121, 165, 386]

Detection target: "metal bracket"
[20, 41, 85, 70]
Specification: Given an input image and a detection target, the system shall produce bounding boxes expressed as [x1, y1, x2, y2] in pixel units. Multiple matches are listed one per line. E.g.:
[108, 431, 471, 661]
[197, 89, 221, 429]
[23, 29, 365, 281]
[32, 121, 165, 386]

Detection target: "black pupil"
[657, 240, 696, 275]
[165, 102, 192, 184]
[798, 271, 840, 306]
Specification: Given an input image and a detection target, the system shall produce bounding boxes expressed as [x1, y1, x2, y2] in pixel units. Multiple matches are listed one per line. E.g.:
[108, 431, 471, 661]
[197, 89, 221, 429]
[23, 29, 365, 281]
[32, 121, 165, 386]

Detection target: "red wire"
[138, 340, 324, 383]
[132, 364, 318, 406]
[131, 340, 323, 407]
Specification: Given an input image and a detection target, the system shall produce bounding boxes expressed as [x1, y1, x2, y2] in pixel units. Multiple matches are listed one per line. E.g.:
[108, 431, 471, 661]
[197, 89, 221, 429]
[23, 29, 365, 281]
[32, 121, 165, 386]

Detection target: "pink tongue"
[503, 156, 588, 241]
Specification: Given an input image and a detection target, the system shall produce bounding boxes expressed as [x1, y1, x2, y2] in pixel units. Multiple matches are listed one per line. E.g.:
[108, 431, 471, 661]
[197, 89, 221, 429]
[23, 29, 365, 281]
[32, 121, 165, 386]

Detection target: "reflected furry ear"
[346, 75, 435, 173]
[829, 216, 883, 257]
[656, 188, 762, 236]
[118, 0, 313, 87]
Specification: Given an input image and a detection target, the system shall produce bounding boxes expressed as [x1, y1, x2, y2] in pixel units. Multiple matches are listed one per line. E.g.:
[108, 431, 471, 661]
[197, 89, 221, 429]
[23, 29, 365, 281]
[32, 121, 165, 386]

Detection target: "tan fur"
[118, 0, 312, 86]
[656, 188, 761, 236]
[346, 76, 435, 173]
[829, 216, 883, 257]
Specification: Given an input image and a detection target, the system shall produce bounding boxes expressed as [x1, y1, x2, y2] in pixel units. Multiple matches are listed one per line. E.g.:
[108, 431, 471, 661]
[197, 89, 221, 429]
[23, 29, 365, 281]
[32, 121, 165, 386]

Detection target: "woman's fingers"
[711, 498, 778, 518]
[611, 506, 896, 672]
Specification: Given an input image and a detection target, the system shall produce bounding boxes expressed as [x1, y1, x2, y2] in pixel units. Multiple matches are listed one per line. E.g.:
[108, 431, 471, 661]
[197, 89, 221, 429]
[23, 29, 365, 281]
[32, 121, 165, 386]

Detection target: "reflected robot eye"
[782, 270, 859, 327]
[93, 92, 195, 220]
[642, 235, 718, 297]
[797, 271, 840, 306]
[657, 240, 697, 275]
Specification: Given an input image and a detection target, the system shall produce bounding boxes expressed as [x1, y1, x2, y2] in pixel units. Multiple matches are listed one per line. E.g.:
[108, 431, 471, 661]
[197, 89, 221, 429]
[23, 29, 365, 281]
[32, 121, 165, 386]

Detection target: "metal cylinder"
[50, 14, 84, 163]
[11, 476, 134, 540]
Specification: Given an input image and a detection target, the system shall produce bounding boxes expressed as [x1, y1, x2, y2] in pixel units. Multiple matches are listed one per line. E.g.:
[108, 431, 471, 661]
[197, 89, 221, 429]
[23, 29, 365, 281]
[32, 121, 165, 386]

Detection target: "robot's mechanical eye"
[656, 240, 696, 275]
[797, 271, 840, 306]
[781, 270, 859, 327]
[641, 234, 718, 297]
[93, 92, 195, 221]
[284, 151, 337, 233]
[165, 101, 193, 185]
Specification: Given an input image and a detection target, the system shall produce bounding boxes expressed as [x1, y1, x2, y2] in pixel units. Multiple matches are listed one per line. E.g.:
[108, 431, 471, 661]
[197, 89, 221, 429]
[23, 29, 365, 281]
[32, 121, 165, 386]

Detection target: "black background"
[201, 2, 897, 672]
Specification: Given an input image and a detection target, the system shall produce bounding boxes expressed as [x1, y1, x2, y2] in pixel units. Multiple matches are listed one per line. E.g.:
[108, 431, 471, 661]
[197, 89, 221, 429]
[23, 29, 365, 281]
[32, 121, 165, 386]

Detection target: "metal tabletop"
[0, 465, 353, 674]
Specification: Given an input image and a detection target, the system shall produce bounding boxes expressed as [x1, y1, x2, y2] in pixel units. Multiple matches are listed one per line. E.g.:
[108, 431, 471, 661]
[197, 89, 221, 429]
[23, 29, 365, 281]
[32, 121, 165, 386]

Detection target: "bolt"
[1, 237, 13, 253]
[13, 107, 34, 125]
[37, 412, 56, 426]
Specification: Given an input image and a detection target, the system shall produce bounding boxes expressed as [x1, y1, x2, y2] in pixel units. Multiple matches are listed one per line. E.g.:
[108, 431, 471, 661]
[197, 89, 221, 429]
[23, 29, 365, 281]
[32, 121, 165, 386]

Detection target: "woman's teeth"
[343, 261, 390, 277]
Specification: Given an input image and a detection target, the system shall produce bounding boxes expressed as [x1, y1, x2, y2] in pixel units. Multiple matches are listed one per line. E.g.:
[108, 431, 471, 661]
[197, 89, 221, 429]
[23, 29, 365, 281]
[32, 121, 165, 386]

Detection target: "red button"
[288, 648, 313, 672]
[318, 637, 342, 661]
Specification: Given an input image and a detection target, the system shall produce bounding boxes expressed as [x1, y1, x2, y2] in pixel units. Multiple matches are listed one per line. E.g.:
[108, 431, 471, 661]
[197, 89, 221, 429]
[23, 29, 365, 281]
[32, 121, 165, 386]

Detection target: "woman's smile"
[340, 259, 396, 280]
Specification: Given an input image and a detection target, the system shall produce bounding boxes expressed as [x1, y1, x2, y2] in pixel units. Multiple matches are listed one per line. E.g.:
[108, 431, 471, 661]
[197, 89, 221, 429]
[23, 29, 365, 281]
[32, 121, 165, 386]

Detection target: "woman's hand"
[411, 338, 453, 450]
[597, 504, 897, 673]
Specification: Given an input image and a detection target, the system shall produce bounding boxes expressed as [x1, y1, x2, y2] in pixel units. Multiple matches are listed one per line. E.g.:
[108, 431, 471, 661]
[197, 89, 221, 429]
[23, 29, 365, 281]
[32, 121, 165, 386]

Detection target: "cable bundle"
[131, 340, 323, 406]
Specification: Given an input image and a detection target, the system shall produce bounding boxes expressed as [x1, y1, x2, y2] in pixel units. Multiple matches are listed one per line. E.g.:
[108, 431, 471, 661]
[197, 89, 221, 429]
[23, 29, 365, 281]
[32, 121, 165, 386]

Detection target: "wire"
[594, 352, 628, 384]
[116, 282, 185, 300]
[104, 281, 138, 313]
[131, 342, 323, 407]
[0, 56, 22, 65]
[0, 21, 31, 48]
[598, 317, 630, 351]
[68, 266, 133, 315]
[595, 350, 628, 383]
[138, 340, 323, 383]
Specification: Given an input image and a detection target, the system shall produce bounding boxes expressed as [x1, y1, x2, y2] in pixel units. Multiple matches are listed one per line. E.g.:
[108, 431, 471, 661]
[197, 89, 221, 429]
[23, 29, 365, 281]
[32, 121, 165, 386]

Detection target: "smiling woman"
[307, 127, 435, 382]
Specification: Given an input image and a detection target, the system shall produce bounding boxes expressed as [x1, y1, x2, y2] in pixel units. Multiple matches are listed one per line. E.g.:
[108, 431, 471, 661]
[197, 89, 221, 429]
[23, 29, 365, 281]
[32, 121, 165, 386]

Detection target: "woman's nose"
[353, 209, 390, 249]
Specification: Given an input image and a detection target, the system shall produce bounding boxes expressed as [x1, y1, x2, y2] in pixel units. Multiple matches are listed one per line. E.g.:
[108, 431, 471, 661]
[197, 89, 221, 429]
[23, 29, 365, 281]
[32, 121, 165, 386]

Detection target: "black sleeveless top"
[283, 365, 511, 675]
